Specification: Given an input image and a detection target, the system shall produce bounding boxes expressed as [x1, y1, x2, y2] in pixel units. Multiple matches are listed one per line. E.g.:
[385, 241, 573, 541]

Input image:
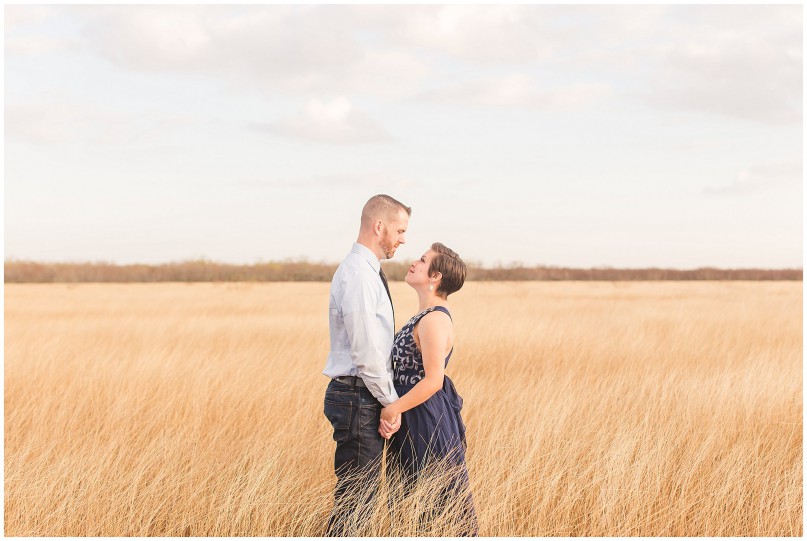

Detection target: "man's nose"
[399, 234, 406, 244]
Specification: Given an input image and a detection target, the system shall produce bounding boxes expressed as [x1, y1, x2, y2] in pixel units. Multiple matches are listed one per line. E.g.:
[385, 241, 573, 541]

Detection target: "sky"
[4, 4, 803, 269]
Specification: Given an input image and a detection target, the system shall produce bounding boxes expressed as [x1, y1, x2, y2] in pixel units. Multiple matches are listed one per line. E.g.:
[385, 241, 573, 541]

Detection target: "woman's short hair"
[429, 242, 467, 299]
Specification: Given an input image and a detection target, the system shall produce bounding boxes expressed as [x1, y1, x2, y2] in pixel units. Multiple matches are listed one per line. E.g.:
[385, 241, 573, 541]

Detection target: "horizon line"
[3, 258, 803, 272]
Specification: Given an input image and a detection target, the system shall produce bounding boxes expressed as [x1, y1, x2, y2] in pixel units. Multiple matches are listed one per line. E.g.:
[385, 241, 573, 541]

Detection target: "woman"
[380, 242, 478, 535]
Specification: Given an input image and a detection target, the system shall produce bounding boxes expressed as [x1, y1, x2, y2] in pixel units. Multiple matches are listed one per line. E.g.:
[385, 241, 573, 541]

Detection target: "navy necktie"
[379, 267, 394, 325]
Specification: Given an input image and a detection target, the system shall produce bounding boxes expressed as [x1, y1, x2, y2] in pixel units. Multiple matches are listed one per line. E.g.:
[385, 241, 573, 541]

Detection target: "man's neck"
[355, 237, 381, 261]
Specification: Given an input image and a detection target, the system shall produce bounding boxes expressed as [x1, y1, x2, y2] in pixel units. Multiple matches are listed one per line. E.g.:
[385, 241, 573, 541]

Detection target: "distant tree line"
[4, 259, 801, 282]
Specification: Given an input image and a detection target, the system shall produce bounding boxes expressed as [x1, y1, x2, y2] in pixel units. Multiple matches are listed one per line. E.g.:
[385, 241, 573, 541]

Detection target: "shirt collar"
[351, 242, 381, 273]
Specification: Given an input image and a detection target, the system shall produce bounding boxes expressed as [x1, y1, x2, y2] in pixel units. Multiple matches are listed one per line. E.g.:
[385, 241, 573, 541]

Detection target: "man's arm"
[340, 270, 399, 406]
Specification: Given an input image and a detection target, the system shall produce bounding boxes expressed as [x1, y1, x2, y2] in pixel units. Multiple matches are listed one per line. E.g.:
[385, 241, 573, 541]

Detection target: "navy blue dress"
[388, 306, 478, 535]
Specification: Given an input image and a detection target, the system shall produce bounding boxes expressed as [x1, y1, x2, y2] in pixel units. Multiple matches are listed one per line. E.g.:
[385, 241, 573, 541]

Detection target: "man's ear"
[373, 220, 384, 236]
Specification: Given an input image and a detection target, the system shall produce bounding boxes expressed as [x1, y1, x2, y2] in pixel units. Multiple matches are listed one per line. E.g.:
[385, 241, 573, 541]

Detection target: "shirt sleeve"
[339, 268, 399, 406]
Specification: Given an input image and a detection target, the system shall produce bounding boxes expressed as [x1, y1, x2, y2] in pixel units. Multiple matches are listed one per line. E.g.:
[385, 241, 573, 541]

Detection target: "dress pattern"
[392, 307, 453, 387]
[388, 306, 478, 535]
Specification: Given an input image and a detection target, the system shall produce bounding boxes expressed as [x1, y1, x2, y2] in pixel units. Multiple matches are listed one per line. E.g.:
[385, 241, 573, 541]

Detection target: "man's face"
[379, 209, 409, 260]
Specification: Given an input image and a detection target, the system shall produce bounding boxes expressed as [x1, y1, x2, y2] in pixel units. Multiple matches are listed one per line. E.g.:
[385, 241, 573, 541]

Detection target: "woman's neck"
[416, 290, 446, 312]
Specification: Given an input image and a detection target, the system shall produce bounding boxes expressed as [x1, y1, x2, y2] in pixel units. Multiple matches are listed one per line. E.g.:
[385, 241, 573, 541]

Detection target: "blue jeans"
[323, 378, 384, 536]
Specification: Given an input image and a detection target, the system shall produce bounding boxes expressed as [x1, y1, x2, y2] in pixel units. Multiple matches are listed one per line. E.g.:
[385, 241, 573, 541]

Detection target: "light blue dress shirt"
[323, 243, 399, 406]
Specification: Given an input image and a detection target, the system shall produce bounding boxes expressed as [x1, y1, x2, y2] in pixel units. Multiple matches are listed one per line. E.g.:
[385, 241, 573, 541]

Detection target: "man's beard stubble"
[380, 237, 396, 259]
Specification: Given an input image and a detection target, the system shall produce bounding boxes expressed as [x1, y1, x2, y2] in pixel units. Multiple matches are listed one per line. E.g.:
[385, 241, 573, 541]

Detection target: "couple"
[322, 194, 478, 536]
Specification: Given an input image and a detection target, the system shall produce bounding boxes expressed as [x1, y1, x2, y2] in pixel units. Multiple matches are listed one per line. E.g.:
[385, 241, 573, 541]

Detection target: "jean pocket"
[324, 399, 352, 443]
[358, 403, 381, 429]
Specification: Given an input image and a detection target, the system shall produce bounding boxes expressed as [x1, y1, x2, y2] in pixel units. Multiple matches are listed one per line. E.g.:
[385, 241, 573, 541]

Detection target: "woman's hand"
[380, 405, 399, 424]
[378, 406, 400, 439]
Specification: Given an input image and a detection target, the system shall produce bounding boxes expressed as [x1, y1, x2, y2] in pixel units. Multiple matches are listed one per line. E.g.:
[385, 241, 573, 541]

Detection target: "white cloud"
[256, 171, 423, 191]
[391, 5, 561, 64]
[5, 35, 77, 55]
[390, 5, 802, 124]
[646, 40, 801, 124]
[18, 4, 798, 123]
[255, 97, 391, 144]
[6, 100, 195, 146]
[77, 5, 217, 70]
[421, 73, 611, 110]
[70, 5, 429, 99]
[339, 50, 430, 100]
[641, 5, 802, 124]
[705, 162, 802, 195]
[5, 6, 75, 55]
[384, 5, 672, 67]
[4, 5, 57, 29]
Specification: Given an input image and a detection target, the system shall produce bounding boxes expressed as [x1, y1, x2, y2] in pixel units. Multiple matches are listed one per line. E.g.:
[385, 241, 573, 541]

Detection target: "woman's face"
[404, 249, 438, 290]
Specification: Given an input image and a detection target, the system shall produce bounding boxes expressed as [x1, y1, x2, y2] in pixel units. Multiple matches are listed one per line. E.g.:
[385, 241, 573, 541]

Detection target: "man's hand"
[378, 406, 401, 439]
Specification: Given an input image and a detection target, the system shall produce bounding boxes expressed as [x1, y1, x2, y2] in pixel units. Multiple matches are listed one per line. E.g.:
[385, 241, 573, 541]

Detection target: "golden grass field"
[4, 281, 803, 536]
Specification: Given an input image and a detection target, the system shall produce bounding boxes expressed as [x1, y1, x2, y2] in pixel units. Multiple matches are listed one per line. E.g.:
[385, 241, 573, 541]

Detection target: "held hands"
[378, 406, 401, 439]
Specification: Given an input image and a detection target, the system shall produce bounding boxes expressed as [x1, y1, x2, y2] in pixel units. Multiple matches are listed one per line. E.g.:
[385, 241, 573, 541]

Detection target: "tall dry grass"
[4, 281, 802, 536]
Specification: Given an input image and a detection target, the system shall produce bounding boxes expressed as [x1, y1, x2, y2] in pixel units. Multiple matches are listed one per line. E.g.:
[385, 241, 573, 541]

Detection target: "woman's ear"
[430, 271, 443, 282]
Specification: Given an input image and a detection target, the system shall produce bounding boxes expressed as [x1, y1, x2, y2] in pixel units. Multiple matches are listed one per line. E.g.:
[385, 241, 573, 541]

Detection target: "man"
[322, 194, 411, 536]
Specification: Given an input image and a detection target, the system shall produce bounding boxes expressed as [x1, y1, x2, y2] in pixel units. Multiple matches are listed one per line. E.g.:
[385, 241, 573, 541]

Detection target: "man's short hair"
[361, 194, 412, 228]
[429, 242, 467, 299]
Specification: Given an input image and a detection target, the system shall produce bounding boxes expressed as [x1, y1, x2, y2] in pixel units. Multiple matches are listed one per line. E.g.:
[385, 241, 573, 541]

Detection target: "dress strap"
[414, 305, 452, 324]
[430, 305, 452, 320]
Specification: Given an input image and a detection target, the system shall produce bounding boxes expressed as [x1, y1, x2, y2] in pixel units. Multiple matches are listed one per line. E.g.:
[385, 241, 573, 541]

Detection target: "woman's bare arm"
[380, 311, 452, 422]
